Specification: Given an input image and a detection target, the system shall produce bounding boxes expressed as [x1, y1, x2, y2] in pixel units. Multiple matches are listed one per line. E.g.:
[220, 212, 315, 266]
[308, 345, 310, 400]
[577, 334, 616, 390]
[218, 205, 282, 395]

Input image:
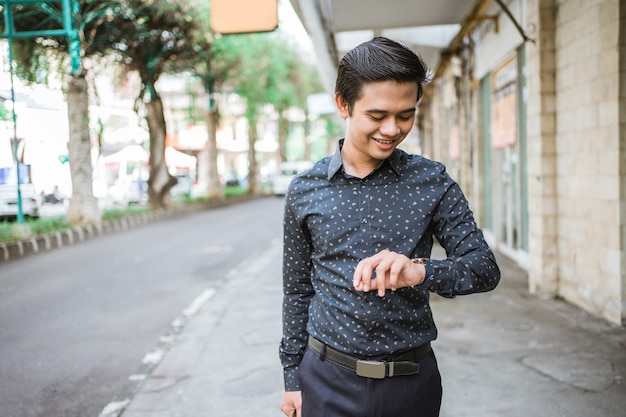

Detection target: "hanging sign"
[211, 0, 278, 34]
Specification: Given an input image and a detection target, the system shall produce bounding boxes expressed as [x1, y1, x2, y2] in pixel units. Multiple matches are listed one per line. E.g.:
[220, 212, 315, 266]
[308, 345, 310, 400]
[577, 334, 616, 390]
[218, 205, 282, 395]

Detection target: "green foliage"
[104, 0, 198, 94]
[223, 184, 248, 197]
[101, 204, 152, 221]
[28, 216, 71, 235]
[8, 0, 128, 79]
[222, 33, 287, 118]
[4, 0, 325, 203]
[180, 1, 324, 113]
[0, 216, 70, 243]
[173, 194, 210, 204]
[6, 0, 323, 120]
[0, 102, 10, 121]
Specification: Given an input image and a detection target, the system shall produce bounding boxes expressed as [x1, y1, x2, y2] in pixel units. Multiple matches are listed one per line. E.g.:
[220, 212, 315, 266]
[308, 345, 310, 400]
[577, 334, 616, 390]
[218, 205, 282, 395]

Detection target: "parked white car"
[272, 161, 314, 196]
[0, 182, 41, 219]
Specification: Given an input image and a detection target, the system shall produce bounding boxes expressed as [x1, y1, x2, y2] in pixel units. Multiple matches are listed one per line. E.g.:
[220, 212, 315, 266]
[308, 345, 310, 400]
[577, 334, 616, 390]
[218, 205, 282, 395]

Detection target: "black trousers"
[299, 348, 442, 417]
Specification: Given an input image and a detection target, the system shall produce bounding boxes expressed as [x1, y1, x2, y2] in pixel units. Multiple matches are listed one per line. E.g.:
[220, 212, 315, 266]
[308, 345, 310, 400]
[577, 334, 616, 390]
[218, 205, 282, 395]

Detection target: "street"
[2, 195, 626, 417]
[0, 197, 284, 417]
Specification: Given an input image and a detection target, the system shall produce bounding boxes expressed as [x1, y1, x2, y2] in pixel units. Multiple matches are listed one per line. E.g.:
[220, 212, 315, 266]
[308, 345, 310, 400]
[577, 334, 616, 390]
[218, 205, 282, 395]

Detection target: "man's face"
[336, 80, 418, 165]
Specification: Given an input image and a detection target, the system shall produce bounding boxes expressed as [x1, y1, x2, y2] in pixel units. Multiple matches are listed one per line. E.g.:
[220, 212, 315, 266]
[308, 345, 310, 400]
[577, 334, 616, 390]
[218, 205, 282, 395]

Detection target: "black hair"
[335, 37, 430, 115]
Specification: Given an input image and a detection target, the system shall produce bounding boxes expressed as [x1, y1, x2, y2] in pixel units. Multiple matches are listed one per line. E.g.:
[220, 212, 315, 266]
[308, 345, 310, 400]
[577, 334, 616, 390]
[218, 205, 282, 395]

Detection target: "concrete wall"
[474, 0, 526, 79]
[525, 0, 560, 299]
[616, 0, 624, 324]
[523, 0, 624, 324]
[552, 0, 622, 323]
[421, 0, 625, 324]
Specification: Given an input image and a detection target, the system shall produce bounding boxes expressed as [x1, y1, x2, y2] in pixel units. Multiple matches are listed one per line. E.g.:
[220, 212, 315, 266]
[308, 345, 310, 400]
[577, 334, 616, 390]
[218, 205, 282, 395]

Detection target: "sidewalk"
[111, 240, 626, 417]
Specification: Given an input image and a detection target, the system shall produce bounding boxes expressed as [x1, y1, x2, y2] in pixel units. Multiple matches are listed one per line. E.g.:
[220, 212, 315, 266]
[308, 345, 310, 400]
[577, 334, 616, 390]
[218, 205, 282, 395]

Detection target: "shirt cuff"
[419, 261, 435, 288]
[284, 367, 301, 391]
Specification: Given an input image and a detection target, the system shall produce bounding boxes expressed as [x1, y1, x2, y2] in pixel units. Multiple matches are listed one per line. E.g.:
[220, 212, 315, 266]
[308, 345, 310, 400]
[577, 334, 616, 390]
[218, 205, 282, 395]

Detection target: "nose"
[379, 119, 400, 137]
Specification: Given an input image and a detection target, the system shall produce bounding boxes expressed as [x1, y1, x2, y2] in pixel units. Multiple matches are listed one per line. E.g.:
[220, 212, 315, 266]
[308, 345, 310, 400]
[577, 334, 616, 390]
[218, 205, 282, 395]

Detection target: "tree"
[176, 2, 224, 199]
[213, 33, 322, 194]
[6, 0, 124, 225]
[261, 39, 323, 163]
[224, 33, 271, 195]
[172, 18, 320, 197]
[105, 0, 197, 209]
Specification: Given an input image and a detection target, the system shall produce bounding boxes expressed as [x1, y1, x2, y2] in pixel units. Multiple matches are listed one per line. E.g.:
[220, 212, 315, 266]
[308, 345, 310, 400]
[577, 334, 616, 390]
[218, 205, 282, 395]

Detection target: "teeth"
[375, 139, 394, 144]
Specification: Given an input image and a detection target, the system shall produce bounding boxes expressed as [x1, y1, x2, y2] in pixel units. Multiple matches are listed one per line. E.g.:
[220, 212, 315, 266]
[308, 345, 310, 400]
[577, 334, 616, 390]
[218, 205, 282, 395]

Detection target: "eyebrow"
[366, 108, 416, 115]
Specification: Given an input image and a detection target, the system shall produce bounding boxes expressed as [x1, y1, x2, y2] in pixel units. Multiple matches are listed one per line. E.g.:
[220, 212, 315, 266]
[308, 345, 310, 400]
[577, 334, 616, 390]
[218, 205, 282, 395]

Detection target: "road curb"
[0, 195, 259, 263]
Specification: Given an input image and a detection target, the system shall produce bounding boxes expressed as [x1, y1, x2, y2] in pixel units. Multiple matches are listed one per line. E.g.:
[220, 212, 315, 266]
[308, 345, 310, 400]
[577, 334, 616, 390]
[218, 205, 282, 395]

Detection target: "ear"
[335, 94, 349, 119]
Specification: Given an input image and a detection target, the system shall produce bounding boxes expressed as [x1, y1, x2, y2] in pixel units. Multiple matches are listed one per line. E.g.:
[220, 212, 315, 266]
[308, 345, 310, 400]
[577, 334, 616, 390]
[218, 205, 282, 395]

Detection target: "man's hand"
[281, 390, 302, 417]
[353, 249, 426, 297]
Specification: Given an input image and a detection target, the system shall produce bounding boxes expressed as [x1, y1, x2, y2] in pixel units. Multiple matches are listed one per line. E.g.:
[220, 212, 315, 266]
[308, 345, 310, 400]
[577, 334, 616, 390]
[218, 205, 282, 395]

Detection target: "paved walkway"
[108, 240, 626, 417]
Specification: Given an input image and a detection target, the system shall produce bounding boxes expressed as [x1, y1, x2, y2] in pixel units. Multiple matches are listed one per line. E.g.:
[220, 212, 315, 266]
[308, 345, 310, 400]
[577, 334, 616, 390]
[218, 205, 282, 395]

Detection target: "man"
[279, 37, 500, 417]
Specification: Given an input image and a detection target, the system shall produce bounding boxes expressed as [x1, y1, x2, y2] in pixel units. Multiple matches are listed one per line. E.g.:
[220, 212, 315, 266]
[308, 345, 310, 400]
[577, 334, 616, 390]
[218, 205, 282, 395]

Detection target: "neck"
[341, 144, 379, 178]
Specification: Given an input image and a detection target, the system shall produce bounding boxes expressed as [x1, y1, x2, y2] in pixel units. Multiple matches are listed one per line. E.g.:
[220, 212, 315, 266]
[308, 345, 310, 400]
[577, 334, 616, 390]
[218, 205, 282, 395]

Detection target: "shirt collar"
[327, 139, 403, 180]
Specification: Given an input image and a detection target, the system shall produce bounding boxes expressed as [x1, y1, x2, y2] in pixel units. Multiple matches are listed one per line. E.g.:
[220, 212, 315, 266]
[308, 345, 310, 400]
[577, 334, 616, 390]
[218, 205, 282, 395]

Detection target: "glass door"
[488, 51, 528, 260]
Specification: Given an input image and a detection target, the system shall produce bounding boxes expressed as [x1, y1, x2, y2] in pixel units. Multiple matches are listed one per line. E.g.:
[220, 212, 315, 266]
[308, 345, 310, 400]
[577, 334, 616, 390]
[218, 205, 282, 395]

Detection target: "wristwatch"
[411, 258, 430, 264]
[411, 258, 433, 285]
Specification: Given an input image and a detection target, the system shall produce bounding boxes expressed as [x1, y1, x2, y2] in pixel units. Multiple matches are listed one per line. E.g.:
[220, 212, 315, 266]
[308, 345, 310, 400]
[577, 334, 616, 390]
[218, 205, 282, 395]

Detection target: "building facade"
[418, 0, 625, 325]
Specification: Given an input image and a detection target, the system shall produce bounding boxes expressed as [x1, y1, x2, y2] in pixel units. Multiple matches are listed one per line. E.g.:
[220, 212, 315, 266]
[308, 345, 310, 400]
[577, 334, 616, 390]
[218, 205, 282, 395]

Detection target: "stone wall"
[553, 0, 622, 323]
[420, 0, 625, 324]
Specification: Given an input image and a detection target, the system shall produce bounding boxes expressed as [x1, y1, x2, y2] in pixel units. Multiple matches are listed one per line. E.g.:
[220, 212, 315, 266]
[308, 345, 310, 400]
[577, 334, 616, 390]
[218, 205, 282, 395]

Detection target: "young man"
[279, 37, 500, 417]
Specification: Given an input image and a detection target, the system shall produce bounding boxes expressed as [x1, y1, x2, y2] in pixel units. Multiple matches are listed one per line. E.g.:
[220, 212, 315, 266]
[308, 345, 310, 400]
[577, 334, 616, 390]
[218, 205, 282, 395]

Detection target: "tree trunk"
[303, 115, 312, 161]
[247, 117, 258, 195]
[277, 111, 289, 163]
[205, 108, 223, 199]
[146, 94, 176, 209]
[66, 73, 100, 225]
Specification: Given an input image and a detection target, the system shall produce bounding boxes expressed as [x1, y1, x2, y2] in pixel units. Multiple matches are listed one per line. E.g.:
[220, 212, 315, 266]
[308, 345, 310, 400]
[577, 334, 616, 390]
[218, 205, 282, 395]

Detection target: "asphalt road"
[0, 197, 284, 417]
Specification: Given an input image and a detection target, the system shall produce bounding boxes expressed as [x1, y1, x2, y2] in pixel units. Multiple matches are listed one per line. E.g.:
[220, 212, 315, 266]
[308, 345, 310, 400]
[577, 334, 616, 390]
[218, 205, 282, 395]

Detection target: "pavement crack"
[521, 352, 617, 393]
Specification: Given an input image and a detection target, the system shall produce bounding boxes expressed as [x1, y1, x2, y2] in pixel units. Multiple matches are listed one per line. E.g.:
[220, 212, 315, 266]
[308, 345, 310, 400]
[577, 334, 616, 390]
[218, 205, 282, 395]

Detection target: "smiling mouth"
[373, 138, 396, 145]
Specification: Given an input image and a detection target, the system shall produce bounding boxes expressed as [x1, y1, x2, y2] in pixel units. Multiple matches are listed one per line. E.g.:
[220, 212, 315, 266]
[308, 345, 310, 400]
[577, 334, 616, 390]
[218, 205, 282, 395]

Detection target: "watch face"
[412, 258, 429, 264]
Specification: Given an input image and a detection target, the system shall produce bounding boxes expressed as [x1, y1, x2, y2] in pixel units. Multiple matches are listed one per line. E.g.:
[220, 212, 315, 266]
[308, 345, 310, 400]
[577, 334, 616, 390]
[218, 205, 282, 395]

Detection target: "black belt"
[307, 336, 431, 379]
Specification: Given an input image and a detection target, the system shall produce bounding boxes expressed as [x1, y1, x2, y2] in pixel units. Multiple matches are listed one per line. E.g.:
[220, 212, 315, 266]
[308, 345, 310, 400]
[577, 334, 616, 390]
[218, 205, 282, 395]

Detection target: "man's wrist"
[411, 258, 433, 286]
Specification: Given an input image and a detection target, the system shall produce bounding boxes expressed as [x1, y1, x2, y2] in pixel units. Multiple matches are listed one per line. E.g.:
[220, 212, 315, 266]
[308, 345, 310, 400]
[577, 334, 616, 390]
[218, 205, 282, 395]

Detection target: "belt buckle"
[356, 360, 386, 379]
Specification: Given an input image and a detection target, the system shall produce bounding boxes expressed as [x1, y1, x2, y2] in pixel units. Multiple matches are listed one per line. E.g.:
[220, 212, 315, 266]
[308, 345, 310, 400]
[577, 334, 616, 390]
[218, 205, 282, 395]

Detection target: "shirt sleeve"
[418, 170, 501, 298]
[279, 194, 315, 391]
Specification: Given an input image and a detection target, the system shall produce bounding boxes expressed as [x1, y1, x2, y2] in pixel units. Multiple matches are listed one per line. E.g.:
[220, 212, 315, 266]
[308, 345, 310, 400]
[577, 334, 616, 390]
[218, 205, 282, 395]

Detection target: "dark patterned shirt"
[280, 140, 500, 391]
